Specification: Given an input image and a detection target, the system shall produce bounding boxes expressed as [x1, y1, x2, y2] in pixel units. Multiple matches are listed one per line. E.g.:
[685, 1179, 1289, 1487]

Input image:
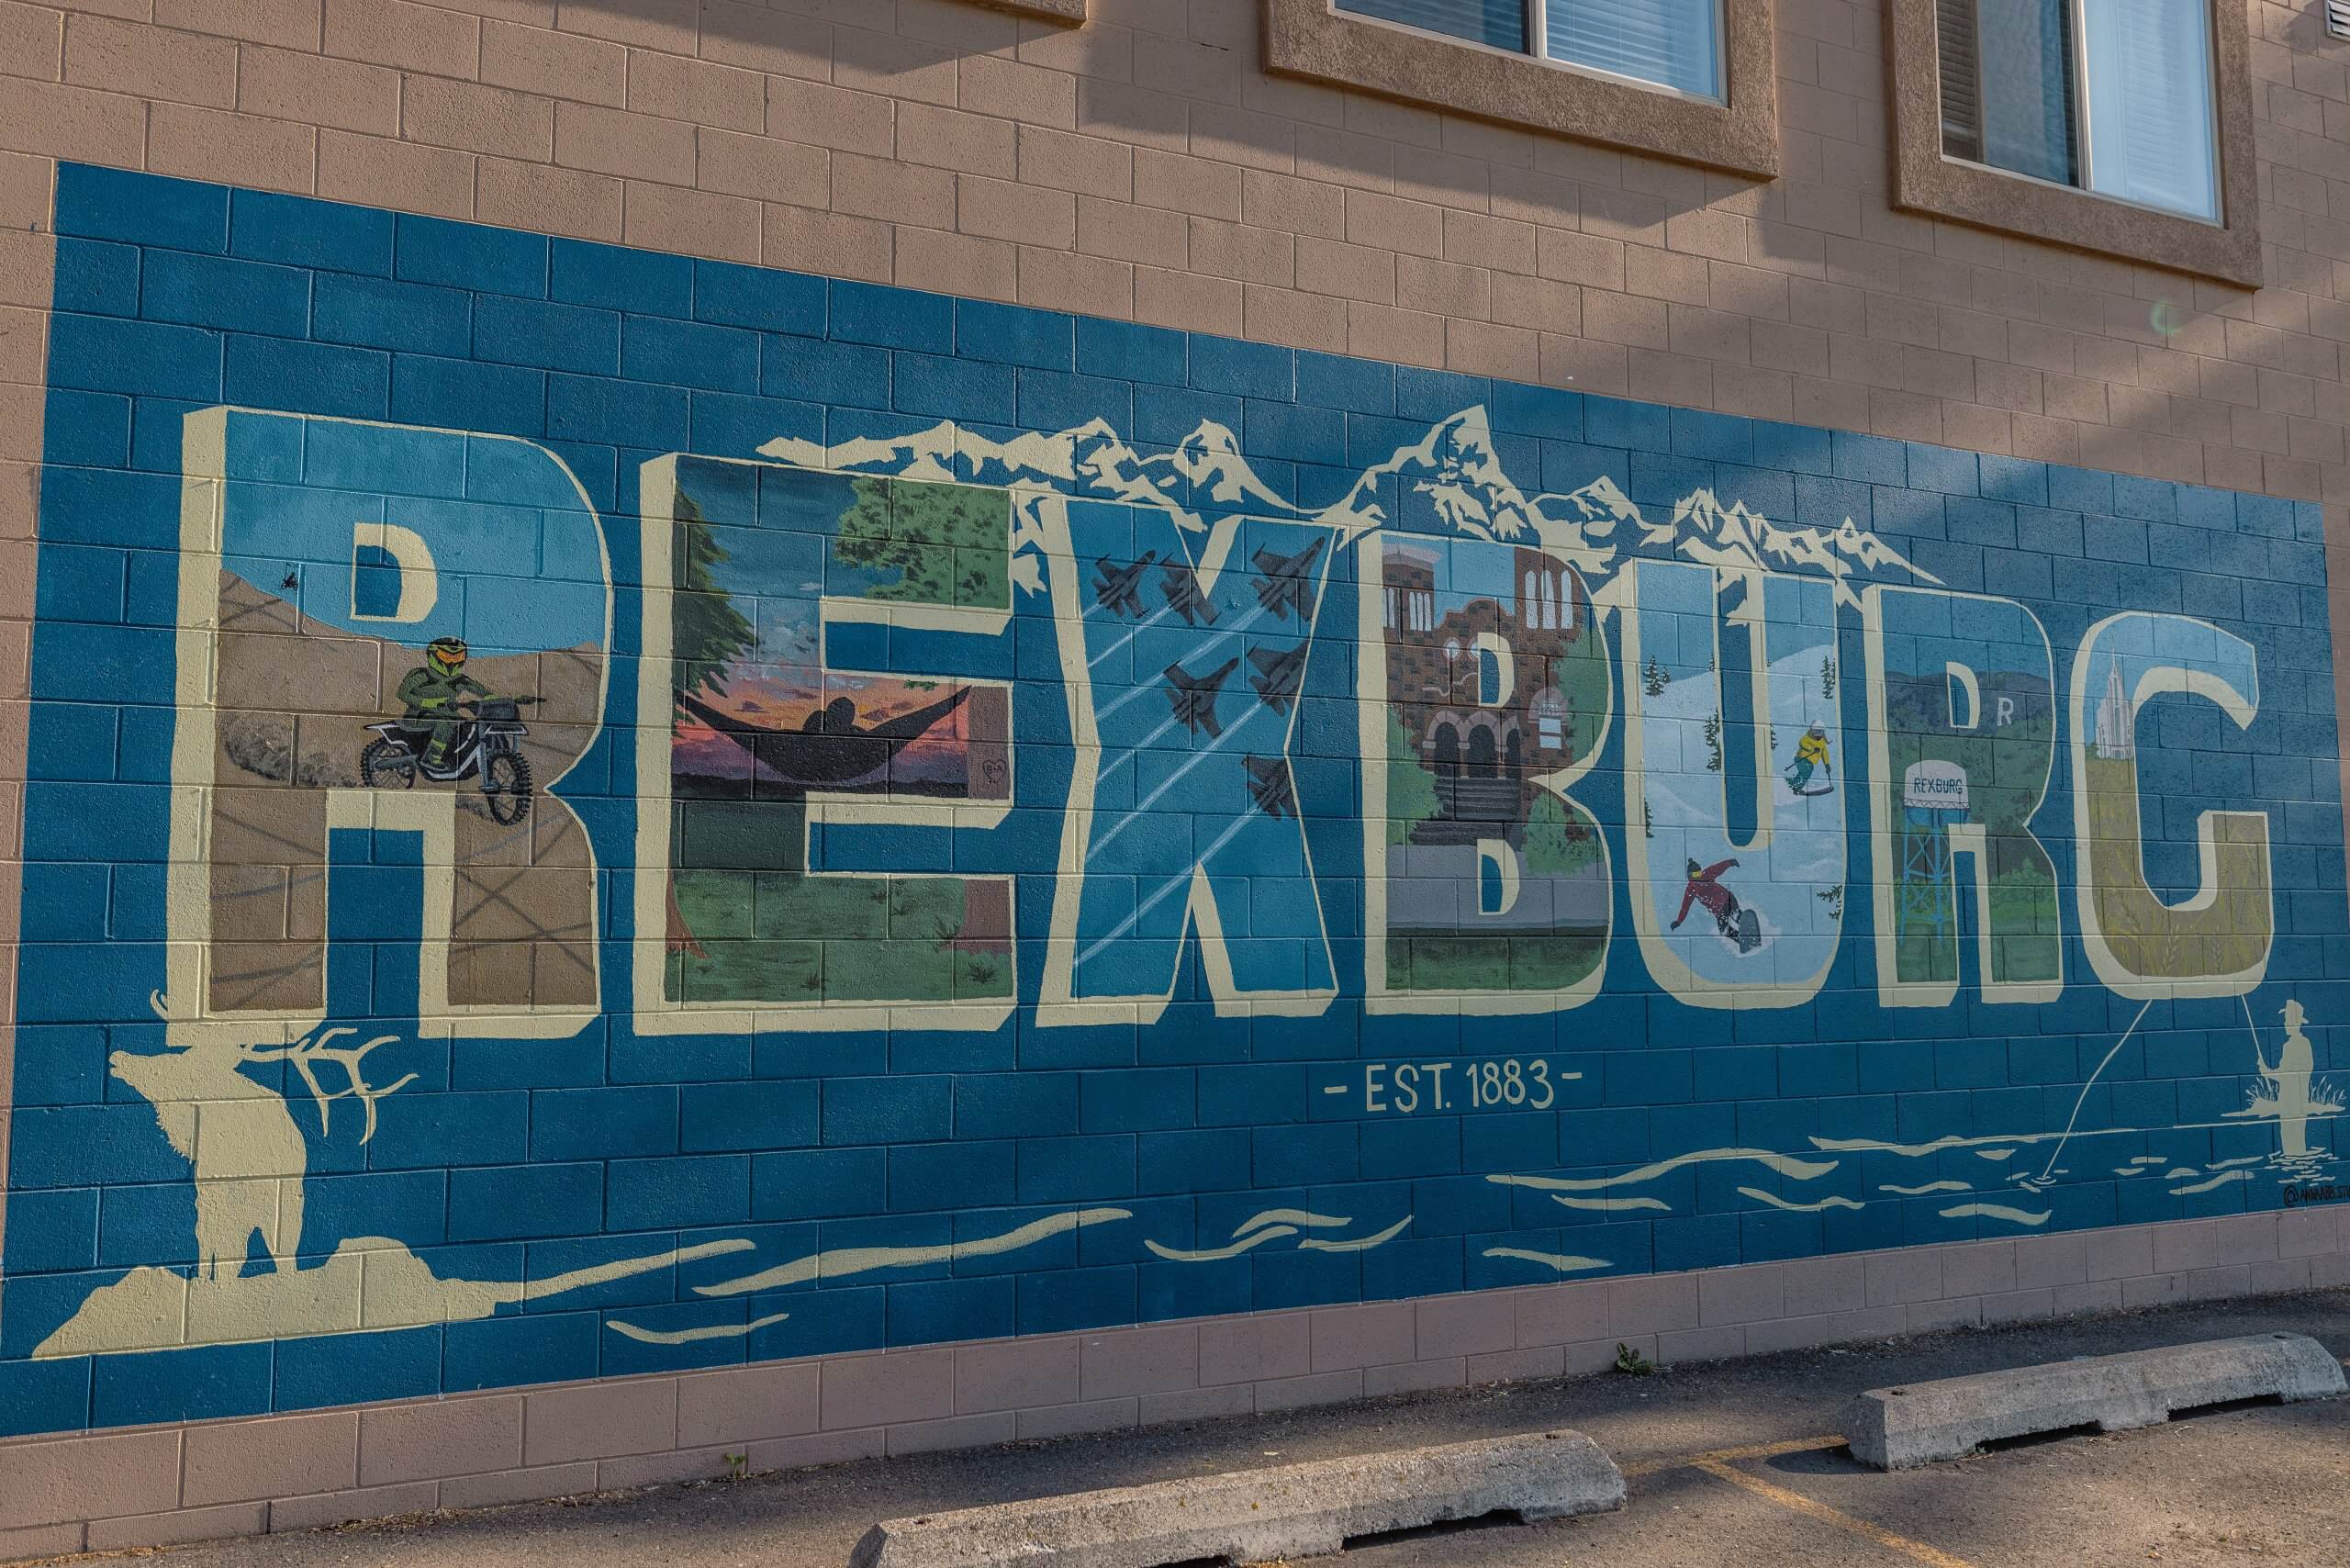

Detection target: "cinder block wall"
[3, 0, 2350, 1557]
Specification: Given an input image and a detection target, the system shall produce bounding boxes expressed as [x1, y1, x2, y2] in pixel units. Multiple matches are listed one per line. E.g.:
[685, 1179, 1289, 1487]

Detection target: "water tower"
[1898, 759, 1969, 957]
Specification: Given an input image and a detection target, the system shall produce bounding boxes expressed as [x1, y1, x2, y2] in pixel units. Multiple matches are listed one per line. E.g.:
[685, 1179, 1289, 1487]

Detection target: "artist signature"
[2282, 1183, 2345, 1208]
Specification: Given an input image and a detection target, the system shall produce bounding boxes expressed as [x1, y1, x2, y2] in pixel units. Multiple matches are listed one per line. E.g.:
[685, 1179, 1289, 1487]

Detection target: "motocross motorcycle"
[361, 697, 540, 825]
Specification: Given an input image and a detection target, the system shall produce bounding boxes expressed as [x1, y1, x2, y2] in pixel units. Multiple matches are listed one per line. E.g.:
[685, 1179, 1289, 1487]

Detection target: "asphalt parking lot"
[17, 1291, 2348, 1568]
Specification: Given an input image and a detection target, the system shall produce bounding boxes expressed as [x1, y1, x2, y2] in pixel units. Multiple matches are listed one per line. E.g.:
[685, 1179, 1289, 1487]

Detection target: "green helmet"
[426, 637, 468, 677]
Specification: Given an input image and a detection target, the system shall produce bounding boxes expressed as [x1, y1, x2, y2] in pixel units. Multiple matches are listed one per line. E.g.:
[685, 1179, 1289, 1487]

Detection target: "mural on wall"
[3, 166, 2344, 1438]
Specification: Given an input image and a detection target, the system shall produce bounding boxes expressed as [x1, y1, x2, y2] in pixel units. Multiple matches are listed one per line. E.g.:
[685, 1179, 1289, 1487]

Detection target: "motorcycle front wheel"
[361, 738, 415, 789]
[482, 750, 533, 826]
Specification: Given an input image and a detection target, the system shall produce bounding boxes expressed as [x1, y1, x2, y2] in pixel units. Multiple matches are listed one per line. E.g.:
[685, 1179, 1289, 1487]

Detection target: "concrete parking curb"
[847, 1429, 1627, 1568]
[1847, 1332, 2348, 1469]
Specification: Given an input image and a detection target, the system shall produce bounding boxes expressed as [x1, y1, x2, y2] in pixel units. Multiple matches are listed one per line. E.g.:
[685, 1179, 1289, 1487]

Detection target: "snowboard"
[1733, 907, 1762, 953]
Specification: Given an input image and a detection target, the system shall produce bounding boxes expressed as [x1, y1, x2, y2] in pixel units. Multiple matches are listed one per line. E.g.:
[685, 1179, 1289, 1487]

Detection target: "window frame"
[1888, 0, 2259, 286]
[1331, 0, 1732, 105]
[979, 0, 1084, 17]
[1264, 0, 1779, 179]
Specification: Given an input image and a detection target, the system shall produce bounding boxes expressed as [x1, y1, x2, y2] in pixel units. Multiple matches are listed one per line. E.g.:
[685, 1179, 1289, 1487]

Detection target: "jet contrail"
[1075, 810, 1259, 969]
[1086, 711, 1264, 860]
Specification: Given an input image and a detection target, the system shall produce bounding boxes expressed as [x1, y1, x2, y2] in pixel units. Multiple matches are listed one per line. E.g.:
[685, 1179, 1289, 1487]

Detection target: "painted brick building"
[4, 0, 2350, 1553]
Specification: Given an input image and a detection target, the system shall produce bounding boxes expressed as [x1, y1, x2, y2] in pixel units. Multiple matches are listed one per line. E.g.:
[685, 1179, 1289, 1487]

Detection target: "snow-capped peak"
[1142, 421, 1298, 518]
[1322, 407, 1528, 538]
[1539, 474, 1640, 540]
[1653, 488, 1942, 608]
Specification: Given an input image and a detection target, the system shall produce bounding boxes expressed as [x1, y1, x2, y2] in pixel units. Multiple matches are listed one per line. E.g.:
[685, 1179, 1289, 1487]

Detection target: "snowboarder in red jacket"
[1671, 857, 1748, 946]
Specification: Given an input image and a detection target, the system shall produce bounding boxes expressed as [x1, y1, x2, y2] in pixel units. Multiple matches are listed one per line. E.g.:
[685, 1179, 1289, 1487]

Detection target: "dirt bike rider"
[1670, 857, 1745, 940]
[395, 637, 491, 770]
[1785, 723, 1832, 793]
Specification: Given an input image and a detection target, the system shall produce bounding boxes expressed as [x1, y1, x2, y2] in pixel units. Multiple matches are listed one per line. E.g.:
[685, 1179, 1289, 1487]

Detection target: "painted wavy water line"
[1834, 1114, 2345, 1164]
[1147, 1226, 1296, 1262]
[1147, 1211, 1410, 1261]
[1491, 1148, 1838, 1193]
[1233, 1209, 1350, 1234]
[1300, 1217, 1411, 1253]
[2171, 1170, 2254, 1195]
[1882, 1181, 1972, 1196]
[609, 1309, 793, 1346]
[1942, 1204, 2052, 1227]
[1551, 1194, 1672, 1213]
[1812, 1132, 2056, 1157]
[2211, 1156, 2266, 1170]
[698, 1209, 1133, 1297]
[1738, 1187, 1864, 1214]
[1484, 1249, 1611, 1274]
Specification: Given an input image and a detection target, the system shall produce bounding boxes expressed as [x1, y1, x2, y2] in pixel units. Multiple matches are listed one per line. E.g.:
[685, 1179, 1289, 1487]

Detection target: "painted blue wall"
[4, 164, 2344, 1438]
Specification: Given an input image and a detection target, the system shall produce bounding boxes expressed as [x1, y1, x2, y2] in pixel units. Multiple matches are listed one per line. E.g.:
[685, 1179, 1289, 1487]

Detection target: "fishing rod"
[2038, 999, 2154, 1183]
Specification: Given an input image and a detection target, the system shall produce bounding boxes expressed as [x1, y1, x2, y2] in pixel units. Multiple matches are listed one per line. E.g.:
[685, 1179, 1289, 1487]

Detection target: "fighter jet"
[1162, 656, 1238, 739]
[1091, 552, 1158, 617]
[1251, 538, 1326, 622]
[1245, 755, 1296, 818]
[1159, 562, 1218, 626]
[1248, 643, 1309, 715]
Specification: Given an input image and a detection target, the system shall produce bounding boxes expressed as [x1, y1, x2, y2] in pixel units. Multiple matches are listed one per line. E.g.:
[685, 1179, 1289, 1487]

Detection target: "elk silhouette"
[109, 994, 416, 1281]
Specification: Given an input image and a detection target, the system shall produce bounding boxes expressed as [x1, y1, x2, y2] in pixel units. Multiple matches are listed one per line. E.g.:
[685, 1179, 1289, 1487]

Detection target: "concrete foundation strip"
[847, 1429, 1626, 1568]
[1847, 1331, 2348, 1470]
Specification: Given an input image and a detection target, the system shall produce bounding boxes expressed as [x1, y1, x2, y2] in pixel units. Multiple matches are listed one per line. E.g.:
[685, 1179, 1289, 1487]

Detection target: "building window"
[1934, 0, 2218, 222]
[1337, 0, 1723, 99]
[1265, 1, 1777, 179]
[1887, 0, 2255, 286]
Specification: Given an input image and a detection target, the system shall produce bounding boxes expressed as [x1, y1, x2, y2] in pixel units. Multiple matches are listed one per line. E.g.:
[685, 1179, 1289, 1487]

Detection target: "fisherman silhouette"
[2264, 999, 2320, 1160]
[677, 686, 969, 791]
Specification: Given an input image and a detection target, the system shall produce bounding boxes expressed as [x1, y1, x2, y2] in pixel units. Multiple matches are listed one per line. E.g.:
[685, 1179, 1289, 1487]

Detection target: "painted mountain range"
[758, 408, 1939, 606]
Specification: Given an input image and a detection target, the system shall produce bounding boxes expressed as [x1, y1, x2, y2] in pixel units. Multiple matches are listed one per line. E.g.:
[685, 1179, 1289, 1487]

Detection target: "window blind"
[2081, 0, 2219, 220]
[1935, 0, 1984, 161]
[1544, 0, 1722, 98]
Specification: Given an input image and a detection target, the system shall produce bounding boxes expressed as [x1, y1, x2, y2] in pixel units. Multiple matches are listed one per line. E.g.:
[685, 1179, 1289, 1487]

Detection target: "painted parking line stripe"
[1620, 1435, 1847, 1478]
[1692, 1458, 1977, 1568]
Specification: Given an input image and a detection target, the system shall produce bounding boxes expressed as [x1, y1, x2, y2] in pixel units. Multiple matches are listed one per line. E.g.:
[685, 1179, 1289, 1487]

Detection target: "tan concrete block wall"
[0, 1212, 2341, 1557]
[0, 0, 2338, 730]
[2, 0, 2349, 1554]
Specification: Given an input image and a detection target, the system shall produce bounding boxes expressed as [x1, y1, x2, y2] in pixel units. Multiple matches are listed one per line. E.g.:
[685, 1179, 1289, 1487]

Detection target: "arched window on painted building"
[1431, 722, 1461, 778]
[1467, 725, 1498, 778]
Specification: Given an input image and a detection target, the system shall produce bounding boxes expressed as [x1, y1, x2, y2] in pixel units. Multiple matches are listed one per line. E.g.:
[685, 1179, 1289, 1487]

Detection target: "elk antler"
[248, 1027, 419, 1145]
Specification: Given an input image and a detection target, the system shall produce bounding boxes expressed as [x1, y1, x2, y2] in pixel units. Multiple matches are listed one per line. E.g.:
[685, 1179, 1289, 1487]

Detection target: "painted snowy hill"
[1649, 488, 1942, 609]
